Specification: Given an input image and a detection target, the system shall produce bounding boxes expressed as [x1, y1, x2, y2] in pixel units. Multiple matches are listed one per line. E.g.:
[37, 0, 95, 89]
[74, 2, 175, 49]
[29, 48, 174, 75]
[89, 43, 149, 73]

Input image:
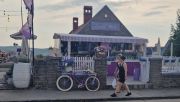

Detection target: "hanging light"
[8, 15, 10, 22]
[3, 10, 5, 15]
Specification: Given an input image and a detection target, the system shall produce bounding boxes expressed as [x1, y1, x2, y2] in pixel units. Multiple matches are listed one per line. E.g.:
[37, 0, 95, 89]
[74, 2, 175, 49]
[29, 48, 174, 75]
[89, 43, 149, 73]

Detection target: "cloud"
[50, 10, 81, 21]
[0, 0, 4, 3]
[38, 0, 100, 12]
[37, 0, 139, 12]
[152, 5, 170, 10]
[103, 0, 136, 7]
[143, 11, 163, 16]
[104, 0, 135, 3]
[1, 0, 180, 48]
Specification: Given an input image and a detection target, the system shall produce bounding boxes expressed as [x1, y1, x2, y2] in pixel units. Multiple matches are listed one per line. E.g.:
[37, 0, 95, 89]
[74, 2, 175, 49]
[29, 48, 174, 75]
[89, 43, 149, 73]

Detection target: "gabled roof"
[162, 39, 171, 55]
[70, 5, 133, 37]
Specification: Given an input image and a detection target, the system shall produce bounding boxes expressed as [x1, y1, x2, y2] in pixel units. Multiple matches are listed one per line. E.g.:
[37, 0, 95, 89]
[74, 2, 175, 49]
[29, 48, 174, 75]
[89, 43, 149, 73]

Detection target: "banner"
[23, 0, 34, 15]
[27, 13, 32, 28]
[20, 22, 31, 39]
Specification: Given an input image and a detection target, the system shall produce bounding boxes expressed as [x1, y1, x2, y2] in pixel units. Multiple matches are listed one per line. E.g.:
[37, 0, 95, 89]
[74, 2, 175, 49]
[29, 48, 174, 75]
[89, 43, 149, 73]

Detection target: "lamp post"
[20, 0, 23, 27]
[170, 41, 173, 58]
[170, 37, 175, 58]
[31, 0, 34, 66]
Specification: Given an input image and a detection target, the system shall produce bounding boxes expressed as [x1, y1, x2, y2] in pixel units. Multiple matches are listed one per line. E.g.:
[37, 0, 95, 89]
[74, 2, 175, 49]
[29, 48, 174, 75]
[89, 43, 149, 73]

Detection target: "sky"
[0, 0, 180, 48]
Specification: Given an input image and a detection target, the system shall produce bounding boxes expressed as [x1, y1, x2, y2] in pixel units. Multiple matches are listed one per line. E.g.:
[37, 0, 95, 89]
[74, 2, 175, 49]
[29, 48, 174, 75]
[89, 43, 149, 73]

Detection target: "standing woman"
[111, 54, 132, 97]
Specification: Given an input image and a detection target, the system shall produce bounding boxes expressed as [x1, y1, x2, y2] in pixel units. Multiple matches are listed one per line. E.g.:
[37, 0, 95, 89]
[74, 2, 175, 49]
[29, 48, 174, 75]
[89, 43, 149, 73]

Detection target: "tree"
[170, 9, 180, 56]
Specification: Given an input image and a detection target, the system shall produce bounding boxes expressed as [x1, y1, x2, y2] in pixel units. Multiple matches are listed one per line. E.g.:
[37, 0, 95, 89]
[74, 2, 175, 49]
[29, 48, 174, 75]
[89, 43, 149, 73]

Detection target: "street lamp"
[170, 41, 173, 58]
[170, 35, 178, 58]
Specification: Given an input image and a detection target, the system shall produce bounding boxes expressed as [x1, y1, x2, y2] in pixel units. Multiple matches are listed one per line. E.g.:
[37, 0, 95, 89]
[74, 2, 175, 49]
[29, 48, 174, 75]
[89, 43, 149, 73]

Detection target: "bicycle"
[56, 59, 100, 92]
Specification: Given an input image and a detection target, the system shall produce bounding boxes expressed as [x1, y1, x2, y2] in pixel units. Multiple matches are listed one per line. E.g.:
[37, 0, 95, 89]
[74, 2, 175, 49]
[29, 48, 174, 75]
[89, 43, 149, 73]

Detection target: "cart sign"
[91, 21, 120, 31]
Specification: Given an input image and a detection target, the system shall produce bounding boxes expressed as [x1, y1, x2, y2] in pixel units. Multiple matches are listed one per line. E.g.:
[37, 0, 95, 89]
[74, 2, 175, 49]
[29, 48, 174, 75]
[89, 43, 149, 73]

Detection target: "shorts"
[117, 76, 125, 83]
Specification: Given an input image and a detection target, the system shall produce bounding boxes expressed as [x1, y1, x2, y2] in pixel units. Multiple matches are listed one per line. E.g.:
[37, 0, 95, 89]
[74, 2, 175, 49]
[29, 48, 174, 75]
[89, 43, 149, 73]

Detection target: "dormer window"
[74, 20, 77, 23]
[88, 10, 91, 13]
[105, 14, 108, 18]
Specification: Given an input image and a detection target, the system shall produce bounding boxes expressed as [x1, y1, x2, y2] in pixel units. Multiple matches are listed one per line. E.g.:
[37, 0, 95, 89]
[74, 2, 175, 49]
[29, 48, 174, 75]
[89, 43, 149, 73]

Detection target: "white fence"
[139, 57, 150, 83]
[162, 57, 180, 73]
[62, 56, 94, 72]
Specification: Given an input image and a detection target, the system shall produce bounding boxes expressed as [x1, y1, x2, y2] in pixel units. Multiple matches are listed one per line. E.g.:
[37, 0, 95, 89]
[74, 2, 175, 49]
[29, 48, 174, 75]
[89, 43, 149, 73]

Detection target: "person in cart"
[94, 42, 107, 58]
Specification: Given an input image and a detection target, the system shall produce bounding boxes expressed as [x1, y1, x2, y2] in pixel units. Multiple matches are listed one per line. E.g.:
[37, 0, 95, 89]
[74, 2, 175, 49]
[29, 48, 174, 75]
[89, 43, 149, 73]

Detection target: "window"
[124, 43, 132, 50]
[85, 9, 88, 13]
[105, 14, 108, 18]
[79, 42, 89, 51]
[61, 41, 67, 56]
[71, 42, 78, 53]
[111, 43, 122, 51]
[88, 10, 91, 13]
[74, 20, 77, 23]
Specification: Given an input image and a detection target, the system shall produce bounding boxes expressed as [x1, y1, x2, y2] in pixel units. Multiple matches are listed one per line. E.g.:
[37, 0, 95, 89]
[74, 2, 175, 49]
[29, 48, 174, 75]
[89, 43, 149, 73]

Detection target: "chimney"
[73, 17, 78, 31]
[84, 6, 92, 24]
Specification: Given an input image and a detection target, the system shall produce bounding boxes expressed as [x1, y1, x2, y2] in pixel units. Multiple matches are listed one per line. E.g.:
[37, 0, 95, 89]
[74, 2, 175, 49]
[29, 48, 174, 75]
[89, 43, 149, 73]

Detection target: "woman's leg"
[124, 83, 132, 96]
[115, 81, 123, 94]
[124, 83, 130, 93]
[111, 81, 123, 97]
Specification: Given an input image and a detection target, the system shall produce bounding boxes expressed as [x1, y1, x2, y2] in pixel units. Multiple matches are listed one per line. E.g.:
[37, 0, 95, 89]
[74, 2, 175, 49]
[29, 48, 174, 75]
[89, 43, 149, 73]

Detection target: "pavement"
[0, 88, 180, 102]
[106, 99, 180, 102]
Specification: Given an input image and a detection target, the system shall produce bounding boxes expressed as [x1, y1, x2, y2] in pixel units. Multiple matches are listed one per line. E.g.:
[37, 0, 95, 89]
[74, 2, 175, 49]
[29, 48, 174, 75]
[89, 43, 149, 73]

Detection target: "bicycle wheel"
[85, 76, 100, 91]
[56, 75, 73, 91]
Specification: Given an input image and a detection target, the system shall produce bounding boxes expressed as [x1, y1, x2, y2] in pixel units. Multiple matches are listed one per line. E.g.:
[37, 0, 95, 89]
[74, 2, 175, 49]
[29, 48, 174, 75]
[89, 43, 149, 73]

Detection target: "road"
[105, 99, 180, 102]
[0, 88, 180, 102]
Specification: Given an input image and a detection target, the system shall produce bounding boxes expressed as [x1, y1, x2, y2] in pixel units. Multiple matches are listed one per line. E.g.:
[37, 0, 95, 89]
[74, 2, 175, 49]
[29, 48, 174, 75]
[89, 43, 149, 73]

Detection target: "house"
[54, 5, 148, 58]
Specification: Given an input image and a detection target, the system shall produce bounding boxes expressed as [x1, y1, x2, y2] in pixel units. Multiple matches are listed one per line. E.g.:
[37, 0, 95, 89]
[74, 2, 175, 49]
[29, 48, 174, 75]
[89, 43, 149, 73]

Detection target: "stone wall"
[161, 74, 180, 88]
[33, 57, 59, 89]
[32, 56, 180, 90]
[33, 56, 108, 90]
[149, 57, 180, 88]
[94, 58, 107, 89]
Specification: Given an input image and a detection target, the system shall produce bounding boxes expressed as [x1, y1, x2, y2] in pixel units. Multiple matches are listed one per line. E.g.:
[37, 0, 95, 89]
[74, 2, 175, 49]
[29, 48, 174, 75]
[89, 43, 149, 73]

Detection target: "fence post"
[94, 58, 107, 89]
[149, 57, 162, 88]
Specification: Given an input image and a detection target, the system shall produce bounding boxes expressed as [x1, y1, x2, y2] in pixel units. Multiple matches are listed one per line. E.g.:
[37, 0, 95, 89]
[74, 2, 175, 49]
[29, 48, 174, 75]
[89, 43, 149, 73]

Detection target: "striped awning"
[53, 33, 148, 44]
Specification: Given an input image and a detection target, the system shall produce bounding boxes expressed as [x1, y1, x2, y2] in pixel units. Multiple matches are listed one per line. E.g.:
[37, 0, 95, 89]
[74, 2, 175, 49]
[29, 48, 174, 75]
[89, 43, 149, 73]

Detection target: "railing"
[62, 56, 94, 72]
[162, 57, 180, 74]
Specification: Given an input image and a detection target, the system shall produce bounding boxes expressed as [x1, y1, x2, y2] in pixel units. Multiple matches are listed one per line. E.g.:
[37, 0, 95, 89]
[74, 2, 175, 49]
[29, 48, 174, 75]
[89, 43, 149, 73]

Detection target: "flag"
[27, 13, 32, 28]
[23, 0, 34, 15]
[20, 22, 31, 39]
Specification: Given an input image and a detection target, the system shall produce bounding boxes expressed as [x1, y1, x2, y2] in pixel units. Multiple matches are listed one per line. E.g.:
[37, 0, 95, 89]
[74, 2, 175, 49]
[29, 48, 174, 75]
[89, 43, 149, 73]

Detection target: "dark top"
[117, 62, 125, 83]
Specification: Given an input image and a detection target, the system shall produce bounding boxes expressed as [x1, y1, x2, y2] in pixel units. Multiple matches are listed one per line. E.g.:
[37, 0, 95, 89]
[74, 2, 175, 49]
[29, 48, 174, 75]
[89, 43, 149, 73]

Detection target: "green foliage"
[48, 46, 53, 50]
[170, 9, 180, 57]
[35, 54, 45, 60]
[36, 54, 44, 58]
[163, 48, 170, 56]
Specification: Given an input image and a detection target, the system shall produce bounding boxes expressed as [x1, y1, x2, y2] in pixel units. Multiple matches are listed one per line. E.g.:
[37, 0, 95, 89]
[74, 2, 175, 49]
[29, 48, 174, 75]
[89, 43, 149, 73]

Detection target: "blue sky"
[0, 0, 180, 48]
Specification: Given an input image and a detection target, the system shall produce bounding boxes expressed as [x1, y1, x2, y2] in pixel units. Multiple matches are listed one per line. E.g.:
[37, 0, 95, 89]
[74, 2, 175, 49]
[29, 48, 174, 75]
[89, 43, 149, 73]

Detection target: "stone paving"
[0, 88, 180, 102]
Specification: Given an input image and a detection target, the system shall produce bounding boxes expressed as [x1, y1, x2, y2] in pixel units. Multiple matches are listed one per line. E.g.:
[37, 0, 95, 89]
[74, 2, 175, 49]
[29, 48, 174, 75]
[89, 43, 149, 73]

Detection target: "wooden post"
[143, 43, 147, 57]
[107, 50, 110, 57]
[170, 42, 173, 57]
[58, 39, 62, 57]
[68, 41, 71, 58]
[132, 43, 135, 51]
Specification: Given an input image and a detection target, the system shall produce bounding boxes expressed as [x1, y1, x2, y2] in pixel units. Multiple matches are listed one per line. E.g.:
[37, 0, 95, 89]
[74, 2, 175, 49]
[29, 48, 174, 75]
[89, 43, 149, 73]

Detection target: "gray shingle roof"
[70, 5, 133, 37]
